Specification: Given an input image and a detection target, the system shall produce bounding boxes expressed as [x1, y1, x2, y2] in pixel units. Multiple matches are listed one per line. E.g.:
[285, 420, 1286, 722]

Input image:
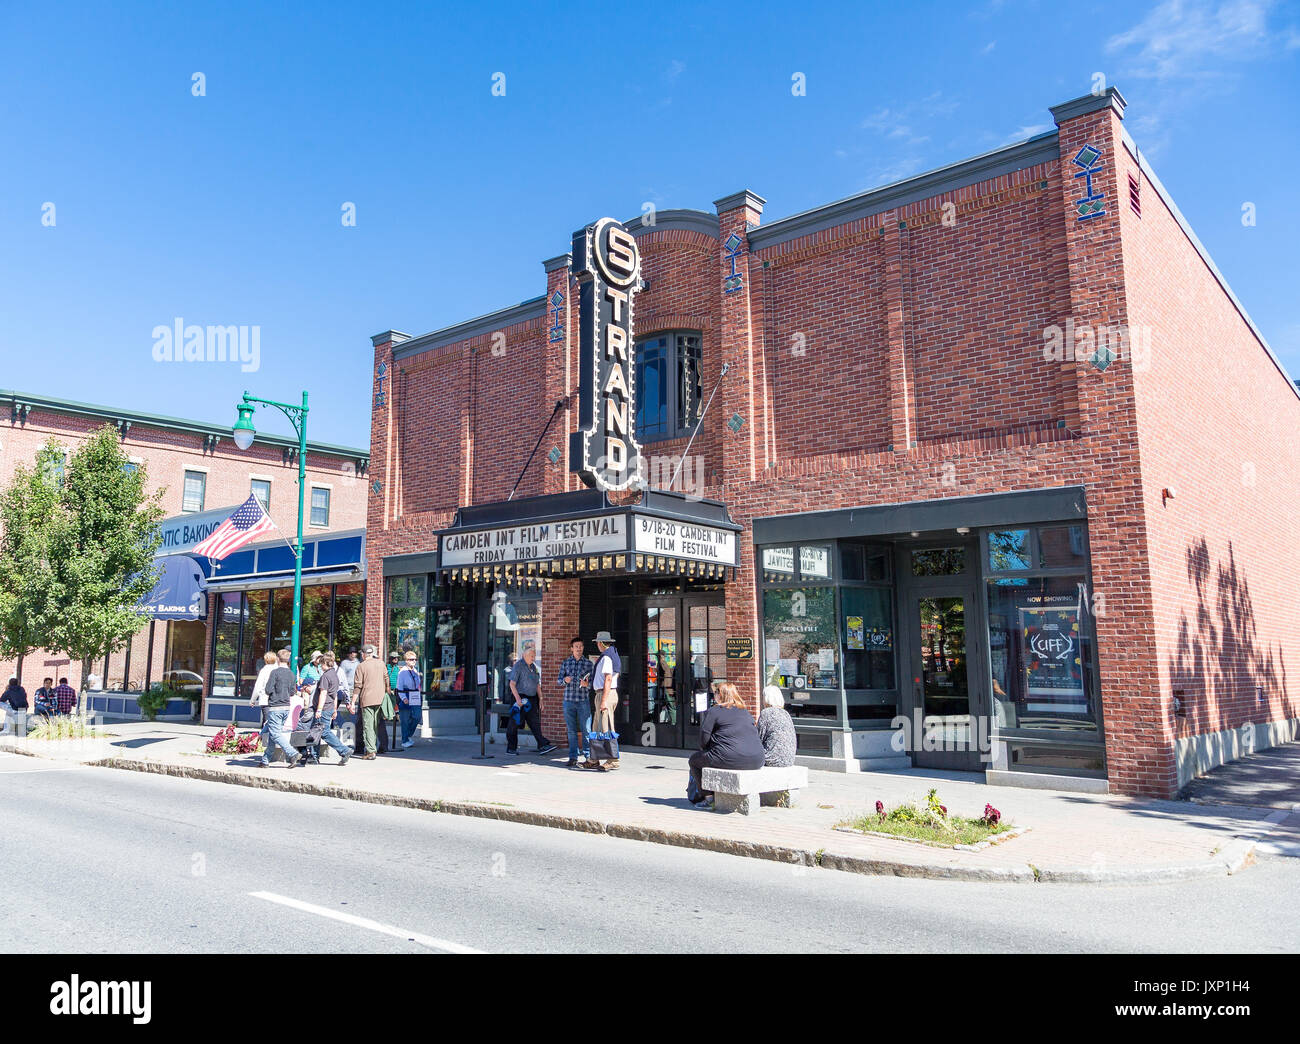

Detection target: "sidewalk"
[2, 722, 1286, 883]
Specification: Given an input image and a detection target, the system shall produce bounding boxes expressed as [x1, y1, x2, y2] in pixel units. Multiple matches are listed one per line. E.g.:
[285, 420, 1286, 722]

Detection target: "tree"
[0, 426, 166, 686]
[50, 426, 166, 683]
[0, 443, 72, 684]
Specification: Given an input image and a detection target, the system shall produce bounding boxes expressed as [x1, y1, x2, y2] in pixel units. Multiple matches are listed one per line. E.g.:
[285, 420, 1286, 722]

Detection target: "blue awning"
[138, 555, 208, 620]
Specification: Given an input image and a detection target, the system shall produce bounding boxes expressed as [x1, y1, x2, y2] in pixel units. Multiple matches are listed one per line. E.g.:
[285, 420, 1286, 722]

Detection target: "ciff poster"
[1019, 596, 1085, 703]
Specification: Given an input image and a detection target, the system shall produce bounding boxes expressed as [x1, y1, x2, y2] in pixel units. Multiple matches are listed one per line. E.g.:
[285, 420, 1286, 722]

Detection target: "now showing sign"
[570, 217, 643, 491]
[441, 514, 627, 566]
[632, 515, 737, 566]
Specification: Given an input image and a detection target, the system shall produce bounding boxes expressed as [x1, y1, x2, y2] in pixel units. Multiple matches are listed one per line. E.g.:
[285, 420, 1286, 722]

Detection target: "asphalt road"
[2, 752, 1297, 954]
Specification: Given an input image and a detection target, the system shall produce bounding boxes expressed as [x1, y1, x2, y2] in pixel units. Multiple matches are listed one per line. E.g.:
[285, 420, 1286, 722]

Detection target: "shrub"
[205, 723, 262, 755]
[137, 684, 175, 721]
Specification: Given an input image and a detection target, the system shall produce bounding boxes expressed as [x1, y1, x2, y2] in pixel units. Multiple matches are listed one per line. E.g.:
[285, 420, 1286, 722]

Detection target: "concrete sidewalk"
[1, 721, 1286, 883]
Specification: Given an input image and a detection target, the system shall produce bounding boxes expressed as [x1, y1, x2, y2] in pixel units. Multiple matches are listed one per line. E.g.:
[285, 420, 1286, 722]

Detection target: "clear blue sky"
[1, 0, 1296, 450]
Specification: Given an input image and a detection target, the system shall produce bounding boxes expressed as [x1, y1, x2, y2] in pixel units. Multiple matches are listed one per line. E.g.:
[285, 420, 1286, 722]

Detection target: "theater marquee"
[569, 217, 643, 491]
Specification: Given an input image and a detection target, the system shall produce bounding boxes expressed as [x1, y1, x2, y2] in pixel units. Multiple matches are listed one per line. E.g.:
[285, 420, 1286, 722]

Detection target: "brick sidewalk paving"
[2, 722, 1283, 882]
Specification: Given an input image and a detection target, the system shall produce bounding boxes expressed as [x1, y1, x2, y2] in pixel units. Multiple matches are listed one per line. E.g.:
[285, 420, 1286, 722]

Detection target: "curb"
[84, 755, 1254, 885]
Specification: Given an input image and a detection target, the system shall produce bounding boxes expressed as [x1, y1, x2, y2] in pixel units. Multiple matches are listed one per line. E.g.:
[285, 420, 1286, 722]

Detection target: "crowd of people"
[1, 675, 79, 734]
[1, 633, 802, 810]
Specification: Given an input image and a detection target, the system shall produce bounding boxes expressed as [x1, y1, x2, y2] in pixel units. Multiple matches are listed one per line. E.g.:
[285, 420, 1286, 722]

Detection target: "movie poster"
[1019, 596, 1085, 705]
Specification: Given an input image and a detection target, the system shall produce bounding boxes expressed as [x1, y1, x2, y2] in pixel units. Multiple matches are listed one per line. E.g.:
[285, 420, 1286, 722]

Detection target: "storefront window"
[429, 607, 469, 696]
[487, 589, 541, 705]
[162, 620, 207, 696]
[388, 600, 425, 669]
[332, 582, 365, 655]
[799, 543, 833, 580]
[761, 546, 796, 581]
[986, 575, 1098, 732]
[212, 593, 243, 698]
[107, 628, 150, 692]
[987, 529, 1032, 571]
[239, 591, 270, 698]
[270, 588, 294, 650]
[762, 586, 839, 691]
[841, 586, 894, 690]
[911, 546, 966, 576]
[299, 585, 332, 662]
[1038, 525, 1088, 569]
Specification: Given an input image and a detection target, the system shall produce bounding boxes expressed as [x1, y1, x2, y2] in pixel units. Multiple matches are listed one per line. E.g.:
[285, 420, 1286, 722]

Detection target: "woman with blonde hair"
[687, 681, 765, 808]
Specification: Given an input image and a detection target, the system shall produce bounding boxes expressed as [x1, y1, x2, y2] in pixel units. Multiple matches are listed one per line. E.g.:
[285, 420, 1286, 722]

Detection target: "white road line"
[248, 891, 484, 954]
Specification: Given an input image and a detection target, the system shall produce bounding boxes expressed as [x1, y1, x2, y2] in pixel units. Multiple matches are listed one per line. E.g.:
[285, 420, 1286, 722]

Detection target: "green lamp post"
[232, 391, 309, 671]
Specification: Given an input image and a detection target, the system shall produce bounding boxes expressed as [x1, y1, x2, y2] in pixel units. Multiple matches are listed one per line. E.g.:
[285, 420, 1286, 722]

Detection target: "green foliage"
[0, 442, 71, 663]
[847, 789, 1012, 846]
[27, 713, 100, 742]
[137, 683, 177, 721]
[0, 426, 165, 668]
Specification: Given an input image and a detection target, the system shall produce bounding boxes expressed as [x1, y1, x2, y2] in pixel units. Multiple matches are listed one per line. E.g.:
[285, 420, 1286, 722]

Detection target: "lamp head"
[232, 402, 256, 450]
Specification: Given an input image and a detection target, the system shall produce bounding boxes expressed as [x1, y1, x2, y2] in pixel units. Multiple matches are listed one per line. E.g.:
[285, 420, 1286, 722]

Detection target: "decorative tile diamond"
[550, 291, 563, 307]
[727, 413, 744, 433]
[377, 362, 388, 377]
[547, 446, 562, 464]
[371, 480, 383, 495]
[1073, 145, 1101, 169]
[1090, 345, 1115, 372]
[724, 233, 742, 253]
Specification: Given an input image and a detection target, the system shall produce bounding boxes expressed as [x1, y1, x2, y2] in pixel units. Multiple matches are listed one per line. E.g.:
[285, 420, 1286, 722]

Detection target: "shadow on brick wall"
[1167, 538, 1290, 737]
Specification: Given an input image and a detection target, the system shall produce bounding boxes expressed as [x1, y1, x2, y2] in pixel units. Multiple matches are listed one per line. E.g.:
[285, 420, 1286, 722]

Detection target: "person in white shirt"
[250, 650, 277, 727]
[586, 631, 622, 771]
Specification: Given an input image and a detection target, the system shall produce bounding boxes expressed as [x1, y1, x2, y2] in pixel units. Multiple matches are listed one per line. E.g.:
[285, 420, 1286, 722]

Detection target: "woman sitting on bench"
[687, 682, 765, 809]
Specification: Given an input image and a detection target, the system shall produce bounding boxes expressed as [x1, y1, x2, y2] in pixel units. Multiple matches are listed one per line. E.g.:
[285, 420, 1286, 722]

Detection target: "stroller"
[264, 700, 328, 764]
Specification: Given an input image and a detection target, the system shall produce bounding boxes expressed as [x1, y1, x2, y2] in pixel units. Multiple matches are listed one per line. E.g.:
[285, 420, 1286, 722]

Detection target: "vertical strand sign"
[569, 217, 644, 490]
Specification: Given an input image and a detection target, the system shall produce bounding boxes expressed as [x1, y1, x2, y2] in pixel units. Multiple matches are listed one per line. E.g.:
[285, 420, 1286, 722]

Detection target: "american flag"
[192, 494, 277, 560]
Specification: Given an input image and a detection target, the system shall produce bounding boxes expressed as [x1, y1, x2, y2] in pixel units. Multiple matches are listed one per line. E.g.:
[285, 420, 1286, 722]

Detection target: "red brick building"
[364, 88, 1298, 797]
[0, 389, 368, 723]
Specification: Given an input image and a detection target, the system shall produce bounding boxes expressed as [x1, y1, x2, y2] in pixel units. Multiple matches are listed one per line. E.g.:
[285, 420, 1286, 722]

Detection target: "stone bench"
[701, 765, 809, 815]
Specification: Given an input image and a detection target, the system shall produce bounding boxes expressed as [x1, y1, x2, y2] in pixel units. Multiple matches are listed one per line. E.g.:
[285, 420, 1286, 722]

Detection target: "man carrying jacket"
[351, 643, 391, 760]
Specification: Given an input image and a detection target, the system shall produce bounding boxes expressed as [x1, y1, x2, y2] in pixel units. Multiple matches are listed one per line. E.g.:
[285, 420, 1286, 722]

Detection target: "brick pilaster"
[1053, 89, 1175, 797]
[365, 330, 408, 649]
[714, 191, 766, 715]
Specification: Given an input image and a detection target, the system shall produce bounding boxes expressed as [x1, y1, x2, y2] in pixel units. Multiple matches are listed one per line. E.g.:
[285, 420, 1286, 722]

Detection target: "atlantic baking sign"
[569, 217, 643, 491]
[440, 514, 627, 567]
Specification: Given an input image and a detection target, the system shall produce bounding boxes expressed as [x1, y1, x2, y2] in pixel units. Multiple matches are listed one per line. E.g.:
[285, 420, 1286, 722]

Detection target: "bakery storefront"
[382, 489, 739, 745]
[201, 528, 366, 726]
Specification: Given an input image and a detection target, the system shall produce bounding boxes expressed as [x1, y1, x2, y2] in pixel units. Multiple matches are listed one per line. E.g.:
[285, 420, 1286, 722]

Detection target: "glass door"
[908, 590, 983, 770]
[642, 594, 725, 749]
[683, 599, 726, 749]
[643, 600, 679, 747]
[901, 541, 985, 771]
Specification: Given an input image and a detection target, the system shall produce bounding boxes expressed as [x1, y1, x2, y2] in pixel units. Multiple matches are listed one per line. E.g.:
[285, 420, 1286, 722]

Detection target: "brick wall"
[1121, 138, 1300, 754]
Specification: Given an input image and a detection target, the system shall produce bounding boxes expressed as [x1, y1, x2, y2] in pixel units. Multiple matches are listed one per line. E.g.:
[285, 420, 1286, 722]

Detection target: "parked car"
[211, 671, 237, 698]
[162, 670, 203, 696]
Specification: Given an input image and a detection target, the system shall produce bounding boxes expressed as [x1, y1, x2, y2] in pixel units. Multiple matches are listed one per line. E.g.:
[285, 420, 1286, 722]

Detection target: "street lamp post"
[232, 390, 309, 671]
